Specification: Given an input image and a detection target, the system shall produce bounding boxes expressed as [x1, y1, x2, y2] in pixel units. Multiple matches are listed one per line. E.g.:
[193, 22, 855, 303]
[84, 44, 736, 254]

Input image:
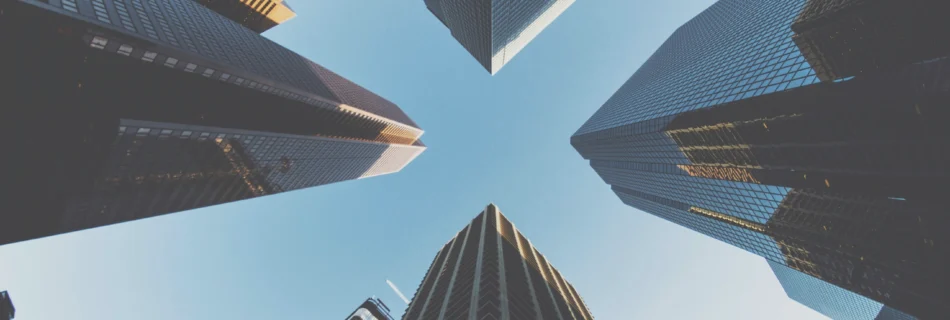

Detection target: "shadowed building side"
[578, 60, 950, 318]
[307, 61, 421, 129]
[425, 0, 492, 72]
[424, 0, 574, 75]
[0, 291, 13, 320]
[571, 0, 950, 318]
[11, 0, 423, 136]
[791, 0, 950, 82]
[0, 0, 425, 246]
[402, 204, 593, 320]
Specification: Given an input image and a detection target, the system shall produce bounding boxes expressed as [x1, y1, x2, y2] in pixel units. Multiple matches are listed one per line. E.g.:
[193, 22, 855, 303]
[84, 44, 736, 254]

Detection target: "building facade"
[571, 0, 949, 318]
[347, 297, 394, 320]
[0, 0, 425, 246]
[402, 204, 593, 320]
[769, 261, 917, 320]
[191, 0, 296, 33]
[791, 0, 949, 82]
[0, 291, 13, 320]
[424, 0, 574, 74]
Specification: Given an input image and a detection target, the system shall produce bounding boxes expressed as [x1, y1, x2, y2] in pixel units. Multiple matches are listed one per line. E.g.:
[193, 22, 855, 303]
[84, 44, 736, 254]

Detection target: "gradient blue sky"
[0, 0, 829, 319]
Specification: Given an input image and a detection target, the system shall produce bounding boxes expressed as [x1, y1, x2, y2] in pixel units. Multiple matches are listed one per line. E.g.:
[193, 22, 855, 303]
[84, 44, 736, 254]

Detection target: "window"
[220, 73, 231, 81]
[117, 44, 133, 56]
[90, 36, 108, 49]
[164, 57, 178, 68]
[202, 68, 215, 77]
[142, 51, 157, 62]
[136, 128, 151, 136]
[93, 0, 110, 23]
[62, 0, 79, 12]
[235, 78, 244, 85]
[184, 63, 197, 72]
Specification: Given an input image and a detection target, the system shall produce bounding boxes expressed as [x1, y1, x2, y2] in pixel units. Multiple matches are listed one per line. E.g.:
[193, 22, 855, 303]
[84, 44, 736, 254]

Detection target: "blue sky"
[0, 0, 828, 319]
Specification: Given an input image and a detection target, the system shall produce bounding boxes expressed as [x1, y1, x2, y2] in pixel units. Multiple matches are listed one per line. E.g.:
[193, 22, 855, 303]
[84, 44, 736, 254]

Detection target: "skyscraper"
[571, 0, 949, 318]
[0, 0, 425, 246]
[347, 297, 394, 320]
[191, 0, 296, 33]
[423, 0, 575, 74]
[0, 291, 13, 320]
[402, 204, 593, 320]
[769, 261, 917, 320]
[791, 0, 949, 82]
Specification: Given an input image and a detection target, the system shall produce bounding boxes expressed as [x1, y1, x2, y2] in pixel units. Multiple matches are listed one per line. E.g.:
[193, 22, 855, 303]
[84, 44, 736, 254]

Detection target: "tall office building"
[0, 291, 13, 320]
[191, 0, 296, 33]
[0, 0, 425, 246]
[402, 204, 593, 320]
[571, 0, 949, 318]
[769, 261, 917, 320]
[347, 297, 394, 320]
[791, 0, 949, 82]
[423, 0, 574, 74]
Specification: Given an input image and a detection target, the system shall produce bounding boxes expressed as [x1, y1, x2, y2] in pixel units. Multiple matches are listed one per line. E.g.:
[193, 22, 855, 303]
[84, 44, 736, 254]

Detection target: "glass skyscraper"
[790, 0, 950, 82]
[769, 261, 917, 320]
[572, 0, 949, 318]
[347, 297, 394, 320]
[402, 204, 593, 320]
[423, 0, 575, 74]
[0, 0, 424, 246]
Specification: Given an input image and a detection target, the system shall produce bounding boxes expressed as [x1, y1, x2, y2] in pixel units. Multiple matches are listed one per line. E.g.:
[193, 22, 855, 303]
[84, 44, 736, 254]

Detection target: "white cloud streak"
[386, 279, 411, 304]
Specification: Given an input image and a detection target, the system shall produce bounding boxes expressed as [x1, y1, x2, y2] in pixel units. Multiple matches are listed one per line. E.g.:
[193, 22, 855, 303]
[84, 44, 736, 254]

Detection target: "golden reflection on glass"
[217, 138, 267, 196]
[689, 206, 767, 233]
[677, 165, 761, 184]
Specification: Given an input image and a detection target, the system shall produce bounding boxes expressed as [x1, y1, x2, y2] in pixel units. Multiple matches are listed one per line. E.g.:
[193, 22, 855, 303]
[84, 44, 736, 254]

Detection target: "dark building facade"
[0, 0, 425, 246]
[347, 297, 394, 320]
[424, 0, 574, 74]
[791, 0, 950, 82]
[769, 261, 917, 320]
[191, 0, 295, 33]
[571, 0, 949, 318]
[402, 204, 593, 320]
[0, 291, 13, 320]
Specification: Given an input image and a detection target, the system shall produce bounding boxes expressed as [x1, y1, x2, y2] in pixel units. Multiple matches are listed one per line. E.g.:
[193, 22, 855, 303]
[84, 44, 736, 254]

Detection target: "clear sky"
[0, 0, 829, 319]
